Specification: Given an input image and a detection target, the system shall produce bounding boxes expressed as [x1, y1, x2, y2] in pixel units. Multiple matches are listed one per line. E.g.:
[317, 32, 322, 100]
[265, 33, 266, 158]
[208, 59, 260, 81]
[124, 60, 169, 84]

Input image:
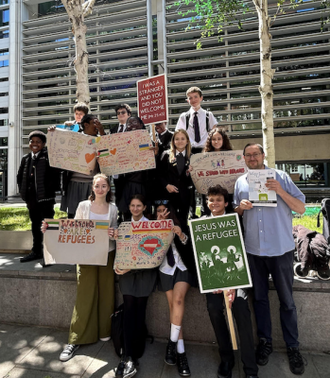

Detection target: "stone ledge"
[0, 253, 330, 353]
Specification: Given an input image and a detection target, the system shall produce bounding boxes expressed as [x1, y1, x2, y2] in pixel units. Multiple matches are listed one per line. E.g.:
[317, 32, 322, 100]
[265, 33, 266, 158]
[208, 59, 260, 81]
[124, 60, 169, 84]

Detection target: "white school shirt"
[176, 107, 217, 149]
[159, 237, 187, 276]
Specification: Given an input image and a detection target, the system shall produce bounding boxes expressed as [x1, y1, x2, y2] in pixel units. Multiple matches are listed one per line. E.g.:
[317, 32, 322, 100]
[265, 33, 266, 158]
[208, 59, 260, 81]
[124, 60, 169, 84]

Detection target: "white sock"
[177, 339, 185, 354]
[170, 323, 181, 343]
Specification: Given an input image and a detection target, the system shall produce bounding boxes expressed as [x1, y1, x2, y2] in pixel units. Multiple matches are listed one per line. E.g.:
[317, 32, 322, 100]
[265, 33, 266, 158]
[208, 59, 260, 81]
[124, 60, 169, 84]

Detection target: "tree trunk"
[61, 0, 91, 106]
[253, 0, 276, 167]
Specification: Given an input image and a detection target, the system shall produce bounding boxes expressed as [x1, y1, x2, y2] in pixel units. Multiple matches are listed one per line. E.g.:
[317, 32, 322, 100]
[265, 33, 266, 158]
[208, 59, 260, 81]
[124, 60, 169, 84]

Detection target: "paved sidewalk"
[0, 323, 329, 378]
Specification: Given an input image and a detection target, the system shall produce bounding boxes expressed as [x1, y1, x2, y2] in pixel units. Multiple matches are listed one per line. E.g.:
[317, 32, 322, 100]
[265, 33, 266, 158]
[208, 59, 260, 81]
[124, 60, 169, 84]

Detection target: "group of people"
[17, 86, 306, 378]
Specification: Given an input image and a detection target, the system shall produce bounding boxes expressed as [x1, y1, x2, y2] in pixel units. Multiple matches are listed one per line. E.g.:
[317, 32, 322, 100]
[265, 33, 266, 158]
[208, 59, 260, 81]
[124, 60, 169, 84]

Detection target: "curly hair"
[204, 126, 233, 152]
[89, 173, 112, 203]
[207, 185, 229, 203]
[169, 129, 191, 163]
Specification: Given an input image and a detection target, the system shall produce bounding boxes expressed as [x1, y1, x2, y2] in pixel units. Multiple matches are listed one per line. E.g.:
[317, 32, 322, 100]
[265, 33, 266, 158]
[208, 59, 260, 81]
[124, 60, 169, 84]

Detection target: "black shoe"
[20, 251, 42, 263]
[115, 356, 137, 378]
[59, 344, 79, 362]
[218, 360, 235, 378]
[165, 340, 177, 365]
[287, 347, 305, 375]
[256, 338, 273, 366]
[177, 352, 191, 377]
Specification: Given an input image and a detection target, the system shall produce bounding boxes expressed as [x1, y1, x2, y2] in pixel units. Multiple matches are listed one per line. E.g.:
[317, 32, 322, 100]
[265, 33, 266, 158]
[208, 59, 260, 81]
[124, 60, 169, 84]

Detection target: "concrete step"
[1, 253, 330, 353]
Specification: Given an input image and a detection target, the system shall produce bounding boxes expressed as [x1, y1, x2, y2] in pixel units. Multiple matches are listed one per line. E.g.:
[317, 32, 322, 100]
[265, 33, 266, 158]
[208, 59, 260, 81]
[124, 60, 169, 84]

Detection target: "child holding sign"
[114, 194, 158, 378]
[42, 174, 117, 362]
[201, 126, 234, 216]
[156, 201, 197, 377]
[160, 129, 193, 226]
[203, 185, 258, 378]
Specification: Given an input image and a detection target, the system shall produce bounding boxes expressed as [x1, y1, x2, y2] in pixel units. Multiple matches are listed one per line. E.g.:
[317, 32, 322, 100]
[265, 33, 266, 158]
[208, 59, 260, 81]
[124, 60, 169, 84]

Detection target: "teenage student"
[203, 185, 259, 378]
[160, 129, 193, 227]
[156, 201, 197, 377]
[60, 114, 106, 218]
[176, 86, 217, 154]
[176, 86, 217, 218]
[17, 130, 60, 263]
[42, 174, 118, 362]
[114, 194, 157, 378]
[64, 102, 89, 130]
[201, 126, 234, 215]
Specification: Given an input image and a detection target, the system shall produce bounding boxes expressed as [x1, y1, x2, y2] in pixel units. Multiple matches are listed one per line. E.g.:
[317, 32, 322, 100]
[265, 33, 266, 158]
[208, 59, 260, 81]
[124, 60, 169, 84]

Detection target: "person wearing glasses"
[233, 143, 306, 376]
[155, 200, 196, 377]
[110, 104, 132, 221]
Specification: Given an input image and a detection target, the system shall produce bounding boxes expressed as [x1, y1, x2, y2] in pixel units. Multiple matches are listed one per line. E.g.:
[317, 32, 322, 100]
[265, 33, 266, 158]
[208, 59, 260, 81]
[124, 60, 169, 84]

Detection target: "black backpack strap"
[206, 111, 210, 132]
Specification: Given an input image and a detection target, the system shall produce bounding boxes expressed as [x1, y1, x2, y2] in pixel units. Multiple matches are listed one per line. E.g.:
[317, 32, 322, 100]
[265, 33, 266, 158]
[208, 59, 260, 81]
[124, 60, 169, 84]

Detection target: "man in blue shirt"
[233, 143, 305, 375]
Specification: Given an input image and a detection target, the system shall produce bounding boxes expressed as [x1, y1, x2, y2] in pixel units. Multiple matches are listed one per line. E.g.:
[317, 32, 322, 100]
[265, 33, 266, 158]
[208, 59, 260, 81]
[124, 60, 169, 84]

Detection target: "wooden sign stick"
[152, 124, 156, 142]
[224, 290, 238, 350]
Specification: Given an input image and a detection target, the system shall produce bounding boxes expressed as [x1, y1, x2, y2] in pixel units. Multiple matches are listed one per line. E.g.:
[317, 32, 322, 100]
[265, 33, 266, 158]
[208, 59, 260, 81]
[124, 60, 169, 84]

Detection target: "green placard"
[189, 213, 252, 293]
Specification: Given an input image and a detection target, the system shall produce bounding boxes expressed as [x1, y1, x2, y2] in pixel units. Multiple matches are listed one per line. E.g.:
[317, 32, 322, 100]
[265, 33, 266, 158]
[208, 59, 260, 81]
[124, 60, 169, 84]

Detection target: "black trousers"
[122, 295, 149, 359]
[27, 199, 55, 256]
[206, 289, 258, 376]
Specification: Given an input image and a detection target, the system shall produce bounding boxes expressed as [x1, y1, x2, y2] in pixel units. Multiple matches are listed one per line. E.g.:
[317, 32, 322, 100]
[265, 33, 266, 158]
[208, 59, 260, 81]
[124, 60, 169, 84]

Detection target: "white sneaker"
[59, 344, 80, 362]
[100, 336, 111, 341]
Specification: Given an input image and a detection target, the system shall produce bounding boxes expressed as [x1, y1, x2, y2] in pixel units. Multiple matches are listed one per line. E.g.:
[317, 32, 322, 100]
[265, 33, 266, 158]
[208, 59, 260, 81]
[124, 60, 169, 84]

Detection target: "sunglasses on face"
[154, 200, 170, 205]
[117, 111, 127, 115]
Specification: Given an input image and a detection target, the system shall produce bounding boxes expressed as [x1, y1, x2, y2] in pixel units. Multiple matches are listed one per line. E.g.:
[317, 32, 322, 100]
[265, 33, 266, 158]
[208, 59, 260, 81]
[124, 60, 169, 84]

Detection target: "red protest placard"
[137, 74, 168, 125]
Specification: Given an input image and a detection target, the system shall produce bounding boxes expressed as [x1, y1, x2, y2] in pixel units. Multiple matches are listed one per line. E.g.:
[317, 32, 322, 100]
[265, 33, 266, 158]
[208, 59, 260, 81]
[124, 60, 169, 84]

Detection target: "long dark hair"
[204, 126, 233, 152]
[129, 194, 147, 206]
[154, 201, 181, 227]
[89, 173, 112, 202]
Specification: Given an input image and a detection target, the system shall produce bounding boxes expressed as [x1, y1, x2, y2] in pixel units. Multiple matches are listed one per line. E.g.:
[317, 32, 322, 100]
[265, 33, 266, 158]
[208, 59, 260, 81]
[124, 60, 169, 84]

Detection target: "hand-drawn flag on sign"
[114, 220, 174, 269]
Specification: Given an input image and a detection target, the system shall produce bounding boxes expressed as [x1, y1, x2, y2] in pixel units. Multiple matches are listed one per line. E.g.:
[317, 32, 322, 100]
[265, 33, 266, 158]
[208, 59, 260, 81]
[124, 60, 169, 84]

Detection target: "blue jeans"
[248, 251, 299, 348]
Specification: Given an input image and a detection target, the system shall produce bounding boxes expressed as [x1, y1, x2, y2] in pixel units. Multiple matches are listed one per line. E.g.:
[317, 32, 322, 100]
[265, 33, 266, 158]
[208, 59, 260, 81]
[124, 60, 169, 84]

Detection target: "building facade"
[3, 0, 330, 198]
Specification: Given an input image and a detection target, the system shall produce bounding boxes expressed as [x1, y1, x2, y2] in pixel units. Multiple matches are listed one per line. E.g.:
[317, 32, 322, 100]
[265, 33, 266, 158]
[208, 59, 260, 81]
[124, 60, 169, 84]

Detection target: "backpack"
[111, 303, 124, 357]
[317, 198, 330, 244]
[185, 111, 210, 131]
[110, 303, 155, 358]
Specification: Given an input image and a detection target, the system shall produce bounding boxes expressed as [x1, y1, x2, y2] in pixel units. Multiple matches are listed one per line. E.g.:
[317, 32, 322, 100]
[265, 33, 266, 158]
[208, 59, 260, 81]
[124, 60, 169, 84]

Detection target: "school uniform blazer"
[173, 226, 197, 276]
[159, 150, 193, 203]
[75, 200, 118, 252]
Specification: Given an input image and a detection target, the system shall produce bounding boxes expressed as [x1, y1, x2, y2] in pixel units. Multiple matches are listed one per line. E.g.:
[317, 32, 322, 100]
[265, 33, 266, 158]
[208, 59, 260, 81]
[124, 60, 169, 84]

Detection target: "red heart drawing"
[110, 148, 116, 155]
[85, 153, 96, 164]
[86, 229, 90, 234]
[140, 238, 161, 255]
[64, 229, 67, 233]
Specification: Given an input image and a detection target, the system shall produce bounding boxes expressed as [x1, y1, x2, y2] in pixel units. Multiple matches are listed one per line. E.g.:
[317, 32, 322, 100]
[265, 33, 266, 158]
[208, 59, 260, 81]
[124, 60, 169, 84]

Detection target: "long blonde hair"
[169, 129, 191, 163]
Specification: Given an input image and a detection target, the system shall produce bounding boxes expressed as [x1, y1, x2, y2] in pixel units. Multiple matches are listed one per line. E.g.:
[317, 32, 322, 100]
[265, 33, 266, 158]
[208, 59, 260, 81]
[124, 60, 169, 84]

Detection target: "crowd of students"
[17, 86, 306, 378]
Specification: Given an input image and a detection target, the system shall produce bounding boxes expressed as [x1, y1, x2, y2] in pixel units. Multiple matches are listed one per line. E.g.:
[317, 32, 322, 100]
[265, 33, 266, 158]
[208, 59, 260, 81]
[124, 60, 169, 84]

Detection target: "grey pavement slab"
[1, 323, 330, 378]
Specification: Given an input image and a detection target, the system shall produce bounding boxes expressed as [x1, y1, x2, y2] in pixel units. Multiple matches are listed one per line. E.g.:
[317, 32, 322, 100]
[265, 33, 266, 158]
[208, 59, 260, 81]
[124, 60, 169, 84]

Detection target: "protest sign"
[43, 219, 110, 265]
[189, 214, 252, 293]
[137, 74, 168, 124]
[48, 129, 99, 175]
[248, 169, 277, 207]
[114, 219, 174, 269]
[55, 124, 80, 132]
[190, 151, 247, 194]
[97, 129, 155, 176]
[48, 128, 155, 176]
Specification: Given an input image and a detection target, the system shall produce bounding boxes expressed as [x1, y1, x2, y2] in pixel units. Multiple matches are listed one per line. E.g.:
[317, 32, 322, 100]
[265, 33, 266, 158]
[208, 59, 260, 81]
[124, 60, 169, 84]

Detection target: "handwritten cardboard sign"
[97, 129, 156, 176]
[47, 129, 100, 175]
[114, 219, 174, 269]
[43, 218, 110, 265]
[190, 151, 248, 194]
[137, 74, 168, 125]
[48, 128, 155, 176]
[189, 214, 252, 293]
[248, 169, 277, 207]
